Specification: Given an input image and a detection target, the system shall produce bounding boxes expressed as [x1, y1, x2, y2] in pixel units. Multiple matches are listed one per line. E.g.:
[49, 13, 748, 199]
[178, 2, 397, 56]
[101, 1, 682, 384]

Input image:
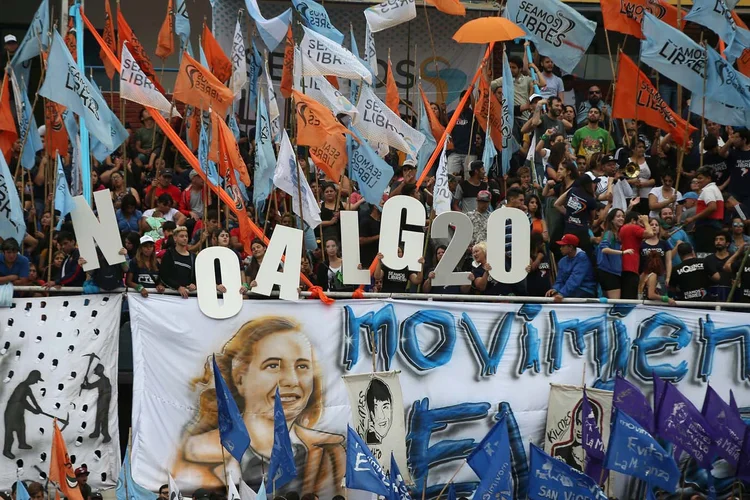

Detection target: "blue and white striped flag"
[244, 0, 292, 51]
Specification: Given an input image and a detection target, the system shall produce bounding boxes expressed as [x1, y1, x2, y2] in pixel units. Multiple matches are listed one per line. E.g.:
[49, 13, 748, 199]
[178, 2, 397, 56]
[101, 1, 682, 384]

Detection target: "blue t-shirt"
[0, 253, 30, 278]
[597, 232, 622, 276]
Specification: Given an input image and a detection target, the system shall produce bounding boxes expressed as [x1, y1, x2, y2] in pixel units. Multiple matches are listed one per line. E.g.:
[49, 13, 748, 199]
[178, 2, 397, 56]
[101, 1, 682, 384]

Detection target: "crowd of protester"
[2, 30, 750, 305]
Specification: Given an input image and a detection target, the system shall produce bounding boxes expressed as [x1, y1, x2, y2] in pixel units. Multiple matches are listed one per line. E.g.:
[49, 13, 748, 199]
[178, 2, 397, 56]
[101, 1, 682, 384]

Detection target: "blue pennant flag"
[500, 50, 516, 176]
[685, 0, 737, 46]
[55, 153, 75, 231]
[15, 481, 29, 500]
[706, 46, 750, 109]
[89, 80, 129, 162]
[466, 413, 513, 500]
[346, 426, 390, 496]
[254, 89, 276, 213]
[416, 92, 437, 180]
[348, 128, 392, 207]
[614, 374, 654, 434]
[248, 41, 263, 113]
[528, 443, 607, 500]
[198, 118, 220, 186]
[389, 453, 411, 500]
[292, 0, 344, 44]
[504, 0, 595, 73]
[213, 355, 251, 464]
[701, 385, 745, 467]
[604, 408, 680, 492]
[641, 13, 707, 96]
[581, 388, 607, 483]
[9, 68, 42, 171]
[116, 447, 155, 500]
[256, 480, 268, 500]
[10, 0, 49, 85]
[268, 387, 297, 489]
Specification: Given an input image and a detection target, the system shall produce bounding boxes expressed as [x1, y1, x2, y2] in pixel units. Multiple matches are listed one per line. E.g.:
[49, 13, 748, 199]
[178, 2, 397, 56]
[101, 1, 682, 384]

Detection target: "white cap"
[529, 93, 543, 102]
[4, 35, 17, 44]
[37, 125, 46, 136]
[140, 235, 155, 244]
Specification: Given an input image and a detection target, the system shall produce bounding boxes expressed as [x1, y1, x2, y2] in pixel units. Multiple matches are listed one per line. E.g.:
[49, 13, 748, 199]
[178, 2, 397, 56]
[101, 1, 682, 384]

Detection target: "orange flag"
[419, 86, 445, 141]
[174, 51, 234, 116]
[214, 113, 251, 186]
[600, 0, 683, 39]
[293, 90, 353, 182]
[280, 26, 294, 99]
[425, 0, 466, 16]
[474, 72, 503, 150]
[325, 75, 339, 89]
[118, 7, 165, 93]
[49, 421, 84, 500]
[155, 0, 175, 60]
[64, 17, 77, 61]
[0, 73, 18, 162]
[386, 59, 400, 115]
[101, 0, 117, 79]
[202, 25, 232, 84]
[186, 107, 200, 152]
[44, 100, 69, 158]
[613, 53, 696, 146]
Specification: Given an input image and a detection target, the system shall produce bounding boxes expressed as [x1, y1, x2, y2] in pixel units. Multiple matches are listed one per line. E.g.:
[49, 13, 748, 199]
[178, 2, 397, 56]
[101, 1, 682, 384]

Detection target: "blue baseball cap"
[678, 192, 698, 203]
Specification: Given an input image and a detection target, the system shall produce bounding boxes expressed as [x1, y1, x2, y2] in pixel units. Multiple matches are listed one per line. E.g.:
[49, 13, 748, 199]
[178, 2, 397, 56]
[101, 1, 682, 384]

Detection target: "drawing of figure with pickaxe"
[3, 370, 44, 459]
[80, 362, 111, 443]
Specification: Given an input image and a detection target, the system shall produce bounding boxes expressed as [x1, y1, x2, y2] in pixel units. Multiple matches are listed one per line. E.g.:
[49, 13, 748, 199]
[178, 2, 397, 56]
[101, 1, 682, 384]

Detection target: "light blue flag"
[254, 90, 276, 213]
[229, 114, 241, 140]
[116, 447, 154, 500]
[349, 25, 376, 85]
[213, 355, 251, 464]
[268, 388, 297, 489]
[482, 128, 497, 176]
[345, 426, 391, 496]
[15, 481, 30, 500]
[10, 68, 43, 170]
[244, 0, 292, 52]
[0, 151, 25, 244]
[685, 0, 737, 46]
[641, 13, 707, 95]
[528, 443, 607, 500]
[416, 92, 437, 180]
[348, 128, 392, 207]
[39, 32, 115, 151]
[501, 50, 516, 176]
[55, 153, 75, 230]
[10, 0, 49, 85]
[504, 0, 596, 73]
[198, 119, 220, 186]
[726, 27, 750, 64]
[256, 480, 268, 500]
[706, 46, 750, 109]
[292, 0, 344, 44]
[89, 80, 129, 162]
[63, 109, 79, 142]
[175, 0, 191, 48]
[248, 40, 263, 114]
[466, 413, 513, 500]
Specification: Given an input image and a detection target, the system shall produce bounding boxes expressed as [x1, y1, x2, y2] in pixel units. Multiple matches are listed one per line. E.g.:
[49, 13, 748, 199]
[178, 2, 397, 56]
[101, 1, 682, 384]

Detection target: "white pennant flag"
[354, 85, 425, 156]
[230, 19, 248, 97]
[120, 43, 181, 118]
[239, 478, 257, 500]
[227, 472, 241, 500]
[295, 75, 358, 122]
[168, 475, 182, 500]
[365, 24, 378, 79]
[300, 27, 373, 85]
[263, 58, 281, 142]
[365, 0, 416, 33]
[274, 130, 322, 229]
[433, 139, 451, 215]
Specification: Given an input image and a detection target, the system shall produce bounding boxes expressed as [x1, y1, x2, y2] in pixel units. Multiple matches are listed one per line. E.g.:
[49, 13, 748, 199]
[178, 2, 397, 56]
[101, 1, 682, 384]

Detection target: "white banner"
[433, 140, 451, 215]
[0, 295, 121, 488]
[301, 27, 374, 85]
[230, 19, 249, 97]
[364, 0, 417, 33]
[355, 85, 426, 155]
[274, 130, 322, 229]
[121, 43, 181, 118]
[295, 75, 358, 122]
[343, 371, 410, 483]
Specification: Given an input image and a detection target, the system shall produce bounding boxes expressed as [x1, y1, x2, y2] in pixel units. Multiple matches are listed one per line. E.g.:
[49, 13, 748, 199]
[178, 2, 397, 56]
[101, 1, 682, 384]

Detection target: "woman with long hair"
[316, 238, 354, 291]
[126, 236, 164, 297]
[244, 239, 267, 285]
[430, 102, 448, 126]
[526, 232, 551, 296]
[110, 171, 140, 209]
[640, 251, 675, 304]
[527, 194, 549, 242]
[210, 227, 249, 295]
[116, 194, 142, 234]
[640, 217, 673, 286]
[544, 160, 579, 246]
[627, 139, 655, 214]
[319, 184, 346, 245]
[172, 317, 345, 494]
[728, 217, 750, 253]
[597, 209, 629, 299]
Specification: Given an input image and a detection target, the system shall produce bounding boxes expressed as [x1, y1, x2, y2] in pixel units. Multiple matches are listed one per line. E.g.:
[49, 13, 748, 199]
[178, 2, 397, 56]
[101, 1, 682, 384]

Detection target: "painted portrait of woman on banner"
[171, 316, 345, 496]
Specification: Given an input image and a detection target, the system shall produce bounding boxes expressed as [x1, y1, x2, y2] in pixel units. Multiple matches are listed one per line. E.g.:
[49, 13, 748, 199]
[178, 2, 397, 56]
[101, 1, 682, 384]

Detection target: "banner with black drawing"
[0, 295, 121, 489]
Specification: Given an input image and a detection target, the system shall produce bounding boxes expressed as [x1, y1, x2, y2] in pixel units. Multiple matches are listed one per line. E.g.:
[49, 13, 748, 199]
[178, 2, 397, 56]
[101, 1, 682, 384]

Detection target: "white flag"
[120, 43, 181, 118]
[168, 475, 182, 500]
[354, 85, 425, 156]
[433, 140, 451, 215]
[300, 27, 373, 85]
[274, 130, 322, 229]
[295, 75, 358, 122]
[263, 58, 281, 142]
[365, 24, 378, 79]
[365, 0, 416, 33]
[230, 19, 248, 97]
[227, 472, 241, 500]
[239, 478, 257, 500]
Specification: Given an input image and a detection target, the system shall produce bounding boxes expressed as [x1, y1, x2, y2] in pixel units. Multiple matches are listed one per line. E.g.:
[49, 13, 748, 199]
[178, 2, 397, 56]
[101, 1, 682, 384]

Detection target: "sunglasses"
[589, 90, 601, 94]
[733, 222, 744, 227]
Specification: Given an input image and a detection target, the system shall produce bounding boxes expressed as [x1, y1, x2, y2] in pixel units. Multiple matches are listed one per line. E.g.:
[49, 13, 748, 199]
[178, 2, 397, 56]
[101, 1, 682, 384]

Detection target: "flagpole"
[220, 446, 231, 498]
[159, 93, 176, 164]
[435, 460, 465, 500]
[421, 2, 445, 103]
[674, 32, 703, 202]
[699, 40, 708, 169]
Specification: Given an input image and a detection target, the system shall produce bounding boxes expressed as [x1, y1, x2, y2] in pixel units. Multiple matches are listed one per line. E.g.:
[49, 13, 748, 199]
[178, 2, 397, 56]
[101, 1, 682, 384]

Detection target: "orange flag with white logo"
[474, 72, 503, 149]
[424, 0, 466, 16]
[118, 7, 165, 93]
[292, 90, 354, 182]
[386, 59, 400, 115]
[613, 53, 696, 146]
[101, 0, 117, 79]
[45, 100, 69, 158]
[174, 51, 234, 116]
[202, 25, 232, 84]
[49, 420, 83, 500]
[155, 0, 175, 60]
[0, 73, 17, 162]
[214, 113, 251, 186]
[600, 0, 683, 38]
[280, 26, 294, 99]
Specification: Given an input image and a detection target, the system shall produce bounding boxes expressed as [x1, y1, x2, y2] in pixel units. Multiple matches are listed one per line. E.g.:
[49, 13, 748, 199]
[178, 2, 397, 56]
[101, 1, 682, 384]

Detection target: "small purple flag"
[656, 381, 715, 469]
[701, 385, 744, 467]
[737, 428, 750, 480]
[652, 374, 668, 435]
[614, 374, 654, 434]
[581, 388, 606, 483]
[729, 389, 742, 419]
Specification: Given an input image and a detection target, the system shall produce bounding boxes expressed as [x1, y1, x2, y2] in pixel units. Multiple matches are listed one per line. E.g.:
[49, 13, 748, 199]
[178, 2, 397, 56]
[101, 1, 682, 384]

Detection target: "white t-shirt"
[648, 186, 682, 218]
[143, 207, 180, 221]
[636, 160, 652, 198]
[540, 73, 564, 101]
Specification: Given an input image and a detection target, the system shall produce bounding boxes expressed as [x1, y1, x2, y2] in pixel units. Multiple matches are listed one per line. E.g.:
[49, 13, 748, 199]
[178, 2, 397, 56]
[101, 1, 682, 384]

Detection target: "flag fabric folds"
[528, 443, 606, 500]
[118, 8, 165, 93]
[292, 0, 345, 44]
[274, 130, 322, 229]
[263, 59, 282, 142]
[365, 25, 378, 79]
[705, 46, 750, 109]
[121, 43, 181, 118]
[175, 0, 192, 50]
[55, 153, 76, 230]
[612, 53, 697, 146]
[248, 41, 263, 112]
[701, 385, 745, 467]
[155, 0, 175, 59]
[39, 32, 117, 151]
[482, 128, 497, 175]
[348, 127, 395, 206]
[100, 0, 118, 79]
[230, 20, 250, 97]
[0, 151, 26, 244]
[345, 426, 390, 495]
[50, 420, 84, 500]
[474, 69, 503, 150]
[254, 90, 276, 211]
[433, 139, 452, 215]
[500, 50, 516, 176]
[0, 74, 18, 163]
[212, 355, 251, 464]
[116, 447, 154, 500]
[425, 0, 466, 16]
[10, 0, 49, 70]
[466, 414, 513, 500]
[685, 0, 737, 46]
[202, 25, 233, 84]
[239, 477, 257, 500]
[354, 85, 426, 156]
[417, 94, 438, 179]
[726, 26, 750, 65]
[198, 117, 220, 186]
[613, 373, 654, 434]
[738, 429, 750, 480]
[89, 80, 129, 163]
[604, 409, 680, 492]
[419, 86, 445, 142]
[600, 0, 682, 38]
[167, 474, 182, 500]
[296, 75, 358, 122]
[215, 115, 251, 186]
[365, 0, 417, 33]
[300, 27, 374, 85]
[15, 481, 29, 500]
[505, 0, 596, 73]
[581, 388, 607, 482]
[389, 453, 411, 500]
[44, 99, 69, 158]
[9, 67, 43, 170]
[174, 51, 234, 116]
[280, 26, 295, 99]
[386, 59, 400, 115]
[244, 0, 293, 52]
[268, 388, 297, 489]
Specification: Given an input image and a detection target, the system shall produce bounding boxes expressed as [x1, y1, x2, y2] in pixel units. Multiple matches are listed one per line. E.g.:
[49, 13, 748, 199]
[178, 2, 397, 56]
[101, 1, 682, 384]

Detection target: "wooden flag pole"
[435, 461, 465, 500]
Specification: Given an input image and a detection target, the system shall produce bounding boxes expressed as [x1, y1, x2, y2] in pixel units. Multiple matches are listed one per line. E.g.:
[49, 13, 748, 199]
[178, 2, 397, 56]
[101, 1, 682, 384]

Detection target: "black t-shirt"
[359, 213, 381, 269]
[380, 265, 416, 293]
[669, 257, 711, 301]
[526, 255, 551, 297]
[639, 239, 672, 273]
[728, 149, 750, 199]
[471, 265, 502, 295]
[703, 152, 731, 188]
[128, 261, 160, 288]
[730, 259, 750, 302]
[564, 187, 599, 231]
[704, 253, 733, 287]
[447, 107, 477, 155]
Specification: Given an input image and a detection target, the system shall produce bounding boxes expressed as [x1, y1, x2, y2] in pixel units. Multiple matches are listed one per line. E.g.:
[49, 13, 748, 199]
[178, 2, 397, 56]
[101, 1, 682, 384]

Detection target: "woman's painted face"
[326, 239, 338, 257]
[252, 243, 266, 259]
[218, 231, 230, 246]
[239, 330, 314, 421]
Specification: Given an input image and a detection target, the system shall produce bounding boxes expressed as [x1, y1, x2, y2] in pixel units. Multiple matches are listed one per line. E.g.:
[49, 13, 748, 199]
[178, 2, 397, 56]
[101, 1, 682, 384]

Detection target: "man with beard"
[538, 56, 564, 102]
[704, 232, 733, 301]
[660, 206, 692, 266]
[523, 96, 565, 181]
[571, 108, 614, 160]
[576, 85, 610, 127]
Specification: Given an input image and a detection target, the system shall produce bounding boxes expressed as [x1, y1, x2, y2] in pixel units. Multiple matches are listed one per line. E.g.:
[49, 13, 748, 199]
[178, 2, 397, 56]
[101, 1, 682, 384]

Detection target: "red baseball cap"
[75, 466, 89, 476]
[556, 234, 580, 247]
